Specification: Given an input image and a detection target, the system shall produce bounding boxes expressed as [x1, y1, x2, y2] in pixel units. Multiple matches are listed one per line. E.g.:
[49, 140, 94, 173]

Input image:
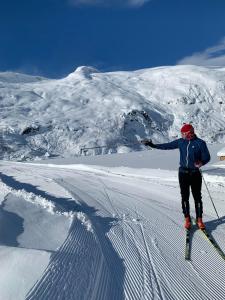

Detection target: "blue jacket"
[155, 136, 210, 171]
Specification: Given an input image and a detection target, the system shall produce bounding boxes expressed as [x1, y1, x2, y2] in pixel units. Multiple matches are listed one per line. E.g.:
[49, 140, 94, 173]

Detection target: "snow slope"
[1, 65, 225, 160]
[0, 148, 225, 299]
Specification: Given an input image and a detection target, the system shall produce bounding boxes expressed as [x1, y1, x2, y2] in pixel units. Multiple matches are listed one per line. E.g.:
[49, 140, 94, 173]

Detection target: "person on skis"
[141, 123, 210, 230]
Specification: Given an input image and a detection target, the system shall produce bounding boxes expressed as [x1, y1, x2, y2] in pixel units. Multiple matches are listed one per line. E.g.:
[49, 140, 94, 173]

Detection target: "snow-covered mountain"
[1, 65, 225, 160]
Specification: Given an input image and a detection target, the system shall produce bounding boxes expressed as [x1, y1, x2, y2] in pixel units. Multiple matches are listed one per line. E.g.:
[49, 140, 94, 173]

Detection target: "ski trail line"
[26, 217, 124, 300]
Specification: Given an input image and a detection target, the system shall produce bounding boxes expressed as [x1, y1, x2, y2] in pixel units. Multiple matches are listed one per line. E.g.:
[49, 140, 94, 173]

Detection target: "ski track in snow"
[26, 216, 123, 300]
[1, 162, 225, 300]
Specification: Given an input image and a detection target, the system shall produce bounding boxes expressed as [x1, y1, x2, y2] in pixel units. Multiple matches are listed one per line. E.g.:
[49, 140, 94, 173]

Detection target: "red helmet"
[180, 124, 195, 140]
[180, 124, 194, 133]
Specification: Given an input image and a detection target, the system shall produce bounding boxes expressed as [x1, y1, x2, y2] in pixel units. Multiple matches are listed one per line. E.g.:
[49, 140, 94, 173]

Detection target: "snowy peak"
[66, 66, 100, 80]
[74, 66, 100, 74]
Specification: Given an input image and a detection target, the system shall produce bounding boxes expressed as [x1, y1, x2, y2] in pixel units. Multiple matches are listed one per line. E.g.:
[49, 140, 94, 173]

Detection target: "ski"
[199, 228, 225, 261]
[185, 229, 191, 260]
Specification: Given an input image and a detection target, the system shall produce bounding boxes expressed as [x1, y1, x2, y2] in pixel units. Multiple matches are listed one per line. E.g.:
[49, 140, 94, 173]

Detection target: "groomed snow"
[1, 146, 225, 299]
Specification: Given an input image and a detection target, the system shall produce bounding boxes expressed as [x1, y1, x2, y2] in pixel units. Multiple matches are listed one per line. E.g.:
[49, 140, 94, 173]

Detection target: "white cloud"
[178, 38, 225, 67]
[69, 0, 150, 8]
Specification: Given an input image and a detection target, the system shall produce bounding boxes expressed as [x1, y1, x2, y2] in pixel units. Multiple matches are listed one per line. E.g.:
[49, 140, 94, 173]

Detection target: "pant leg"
[190, 171, 203, 218]
[179, 172, 190, 217]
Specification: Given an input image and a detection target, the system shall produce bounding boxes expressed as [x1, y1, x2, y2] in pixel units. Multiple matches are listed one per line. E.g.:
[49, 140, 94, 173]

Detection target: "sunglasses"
[181, 131, 194, 138]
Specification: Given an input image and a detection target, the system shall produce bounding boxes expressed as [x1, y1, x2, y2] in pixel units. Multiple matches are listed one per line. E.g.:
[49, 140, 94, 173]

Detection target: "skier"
[141, 124, 210, 230]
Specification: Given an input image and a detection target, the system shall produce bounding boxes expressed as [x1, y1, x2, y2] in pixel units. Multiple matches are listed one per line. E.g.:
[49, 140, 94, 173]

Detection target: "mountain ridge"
[0, 65, 225, 160]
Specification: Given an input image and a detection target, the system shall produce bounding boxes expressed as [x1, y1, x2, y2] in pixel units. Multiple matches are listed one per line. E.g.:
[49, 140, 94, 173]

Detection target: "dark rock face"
[21, 126, 40, 135]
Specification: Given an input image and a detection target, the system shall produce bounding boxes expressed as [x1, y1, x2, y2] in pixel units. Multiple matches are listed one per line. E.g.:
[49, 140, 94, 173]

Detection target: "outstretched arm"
[141, 139, 179, 150]
[141, 139, 157, 148]
[154, 139, 179, 150]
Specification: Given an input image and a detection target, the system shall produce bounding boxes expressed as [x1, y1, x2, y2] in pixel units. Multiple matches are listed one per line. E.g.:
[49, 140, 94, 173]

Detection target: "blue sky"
[1, 0, 225, 78]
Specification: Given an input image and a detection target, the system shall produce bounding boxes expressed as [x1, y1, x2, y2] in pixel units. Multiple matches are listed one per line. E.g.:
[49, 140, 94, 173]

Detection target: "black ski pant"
[178, 170, 203, 219]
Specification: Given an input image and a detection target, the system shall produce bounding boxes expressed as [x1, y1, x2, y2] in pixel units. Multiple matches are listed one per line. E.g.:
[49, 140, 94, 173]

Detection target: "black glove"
[141, 139, 156, 148]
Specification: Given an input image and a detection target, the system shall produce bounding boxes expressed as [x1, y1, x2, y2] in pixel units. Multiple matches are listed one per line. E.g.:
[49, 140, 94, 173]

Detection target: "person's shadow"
[205, 215, 225, 234]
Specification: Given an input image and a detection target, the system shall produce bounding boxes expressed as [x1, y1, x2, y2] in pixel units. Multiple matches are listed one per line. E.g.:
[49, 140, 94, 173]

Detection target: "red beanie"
[181, 124, 194, 133]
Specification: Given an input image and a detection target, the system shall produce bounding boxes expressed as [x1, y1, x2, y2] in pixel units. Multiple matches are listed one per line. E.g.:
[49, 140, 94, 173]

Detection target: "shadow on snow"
[0, 197, 24, 247]
[0, 172, 125, 300]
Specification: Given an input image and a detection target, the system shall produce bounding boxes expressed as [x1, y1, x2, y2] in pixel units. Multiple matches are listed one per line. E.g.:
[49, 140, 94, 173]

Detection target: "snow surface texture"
[1, 65, 225, 161]
[0, 148, 225, 299]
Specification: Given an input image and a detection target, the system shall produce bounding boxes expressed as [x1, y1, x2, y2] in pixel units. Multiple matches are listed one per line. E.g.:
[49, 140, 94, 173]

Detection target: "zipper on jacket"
[186, 141, 190, 167]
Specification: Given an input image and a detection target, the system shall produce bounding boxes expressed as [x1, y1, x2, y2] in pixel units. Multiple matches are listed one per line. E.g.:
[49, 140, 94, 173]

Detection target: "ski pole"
[201, 170, 220, 219]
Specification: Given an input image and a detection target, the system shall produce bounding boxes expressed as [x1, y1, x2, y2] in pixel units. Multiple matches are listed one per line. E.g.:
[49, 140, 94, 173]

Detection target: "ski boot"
[197, 218, 205, 229]
[184, 216, 191, 230]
